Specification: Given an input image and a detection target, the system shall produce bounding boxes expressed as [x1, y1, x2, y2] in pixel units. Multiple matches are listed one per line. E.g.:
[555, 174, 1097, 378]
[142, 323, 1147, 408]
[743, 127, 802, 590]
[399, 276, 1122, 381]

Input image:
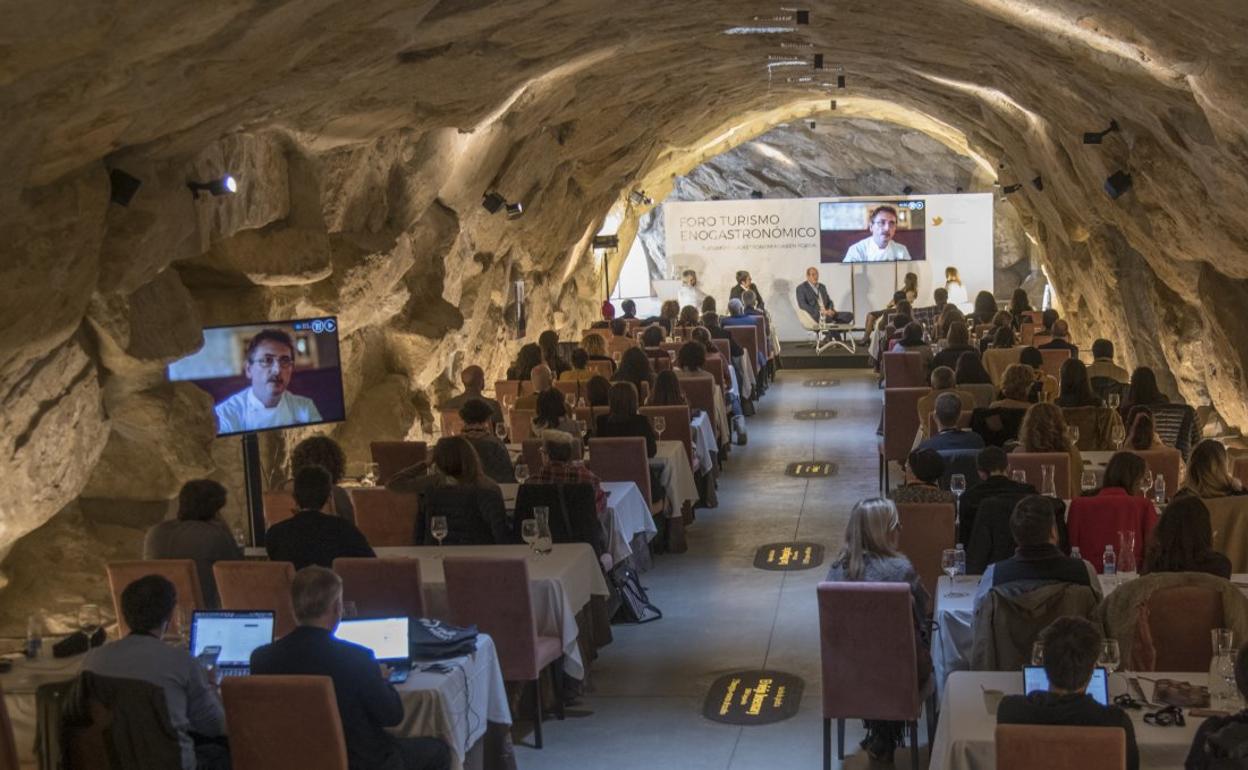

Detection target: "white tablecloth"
[0, 634, 511, 769]
[930, 670, 1207, 770]
[690, 411, 716, 472]
[374, 544, 609, 680]
[653, 440, 698, 518]
[500, 481, 655, 567]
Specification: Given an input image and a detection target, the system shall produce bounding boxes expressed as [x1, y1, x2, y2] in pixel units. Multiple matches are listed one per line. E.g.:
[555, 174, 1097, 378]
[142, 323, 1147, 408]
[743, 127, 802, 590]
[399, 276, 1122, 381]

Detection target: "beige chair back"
[348, 488, 418, 547]
[895, 502, 955, 601]
[995, 725, 1125, 770]
[213, 561, 297, 638]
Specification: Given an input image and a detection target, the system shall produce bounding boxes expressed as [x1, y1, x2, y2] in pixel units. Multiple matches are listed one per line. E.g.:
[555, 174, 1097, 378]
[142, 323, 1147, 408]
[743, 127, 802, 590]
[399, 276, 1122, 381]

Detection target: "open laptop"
[1023, 665, 1110, 706]
[190, 610, 276, 678]
[335, 617, 411, 684]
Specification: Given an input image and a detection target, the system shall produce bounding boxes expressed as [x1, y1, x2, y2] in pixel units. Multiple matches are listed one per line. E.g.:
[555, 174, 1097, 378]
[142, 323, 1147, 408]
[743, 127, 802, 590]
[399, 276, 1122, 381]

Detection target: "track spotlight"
[592, 235, 619, 250]
[829, 100, 837, 110]
[813, 54, 824, 70]
[808, 120, 817, 129]
[902, 185, 914, 196]
[836, 74, 846, 89]
[1031, 175, 1044, 191]
[1104, 170, 1133, 199]
[109, 169, 141, 207]
[505, 202, 525, 219]
[1083, 119, 1120, 145]
[187, 175, 237, 199]
[628, 190, 652, 206]
[1002, 183, 1023, 194]
[955, 186, 964, 193]
[750, 190, 764, 199]
[481, 192, 506, 213]
[795, 10, 810, 24]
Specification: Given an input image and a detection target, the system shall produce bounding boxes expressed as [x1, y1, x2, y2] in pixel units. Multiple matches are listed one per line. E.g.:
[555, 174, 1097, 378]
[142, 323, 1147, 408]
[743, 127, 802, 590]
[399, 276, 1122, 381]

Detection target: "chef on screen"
[214, 329, 322, 434]
[843, 204, 913, 263]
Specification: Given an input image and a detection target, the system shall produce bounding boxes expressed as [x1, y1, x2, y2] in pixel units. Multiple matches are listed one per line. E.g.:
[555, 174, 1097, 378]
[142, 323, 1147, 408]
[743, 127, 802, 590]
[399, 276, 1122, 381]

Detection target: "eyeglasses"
[251, 355, 294, 369]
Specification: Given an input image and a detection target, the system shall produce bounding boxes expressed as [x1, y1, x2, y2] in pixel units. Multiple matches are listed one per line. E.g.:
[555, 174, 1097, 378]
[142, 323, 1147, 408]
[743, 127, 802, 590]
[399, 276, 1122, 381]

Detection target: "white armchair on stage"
[790, 293, 856, 355]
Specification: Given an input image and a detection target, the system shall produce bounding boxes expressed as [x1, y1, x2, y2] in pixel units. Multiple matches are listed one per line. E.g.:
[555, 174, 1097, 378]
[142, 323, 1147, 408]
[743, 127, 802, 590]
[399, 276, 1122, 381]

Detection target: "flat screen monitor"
[819, 199, 926, 263]
[168, 317, 346, 437]
[1023, 666, 1109, 706]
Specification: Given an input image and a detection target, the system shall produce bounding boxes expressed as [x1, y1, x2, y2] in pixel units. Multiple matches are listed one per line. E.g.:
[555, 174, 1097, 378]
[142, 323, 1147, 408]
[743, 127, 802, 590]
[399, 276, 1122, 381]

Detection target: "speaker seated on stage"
[795, 267, 853, 339]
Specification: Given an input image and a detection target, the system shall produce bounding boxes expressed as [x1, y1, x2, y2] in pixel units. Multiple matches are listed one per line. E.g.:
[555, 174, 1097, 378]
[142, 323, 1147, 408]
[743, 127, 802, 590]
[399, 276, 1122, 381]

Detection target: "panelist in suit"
[251, 566, 451, 770]
[796, 267, 854, 327]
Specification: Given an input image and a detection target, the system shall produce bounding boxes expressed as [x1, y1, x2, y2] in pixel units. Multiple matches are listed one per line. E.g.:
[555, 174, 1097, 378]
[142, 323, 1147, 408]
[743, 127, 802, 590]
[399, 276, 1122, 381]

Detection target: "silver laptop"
[335, 617, 411, 683]
[190, 610, 275, 677]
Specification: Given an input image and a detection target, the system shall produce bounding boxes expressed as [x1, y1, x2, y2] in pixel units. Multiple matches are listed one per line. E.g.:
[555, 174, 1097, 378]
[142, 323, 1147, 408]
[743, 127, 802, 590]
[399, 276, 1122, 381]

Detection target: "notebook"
[335, 617, 411, 684]
[190, 610, 276, 677]
[1023, 665, 1109, 706]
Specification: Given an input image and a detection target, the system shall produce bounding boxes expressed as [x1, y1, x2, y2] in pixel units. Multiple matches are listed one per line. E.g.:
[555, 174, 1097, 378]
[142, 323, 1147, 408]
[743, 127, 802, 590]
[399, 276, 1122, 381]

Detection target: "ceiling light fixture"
[592, 235, 619, 250]
[629, 190, 653, 206]
[1104, 170, 1132, 199]
[505, 202, 525, 219]
[902, 185, 914, 196]
[481, 192, 506, 213]
[813, 54, 824, 69]
[187, 175, 237, 199]
[109, 169, 141, 207]
[1083, 119, 1120, 145]
[1002, 183, 1023, 194]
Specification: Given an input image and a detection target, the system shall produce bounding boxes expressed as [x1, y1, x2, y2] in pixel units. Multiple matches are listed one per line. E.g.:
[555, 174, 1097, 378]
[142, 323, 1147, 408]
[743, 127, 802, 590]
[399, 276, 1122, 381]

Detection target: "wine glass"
[78, 604, 102, 639]
[1110, 422, 1126, 448]
[1081, 471, 1098, 494]
[363, 462, 379, 487]
[1031, 641, 1045, 667]
[1107, 391, 1121, 410]
[1011, 469, 1027, 484]
[1097, 639, 1121, 672]
[521, 519, 539, 551]
[1065, 425, 1080, 447]
[1140, 468, 1154, 495]
[577, 396, 587, 408]
[233, 527, 247, 549]
[514, 462, 529, 484]
[431, 515, 449, 546]
[941, 549, 958, 580]
[494, 421, 508, 441]
[654, 416, 667, 435]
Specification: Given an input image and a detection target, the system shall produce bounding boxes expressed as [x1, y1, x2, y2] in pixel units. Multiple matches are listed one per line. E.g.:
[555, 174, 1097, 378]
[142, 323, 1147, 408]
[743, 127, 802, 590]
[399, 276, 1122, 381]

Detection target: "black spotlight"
[1031, 175, 1044, 191]
[902, 185, 914, 196]
[813, 54, 824, 70]
[505, 202, 525, 219]
[1104, 170, 1133, 199]
[829, 99, 837, 110]
[592, 235, 619, 250]
[109, 169, 142, 207]
[187, 175, 237, 199]
[795, 10, 810, 24]
[482, 192, 506, 213]
[1002, 183, 1023, 194]
[836, 74, 846, 88]
[808, 120, 816, 129]
[1083, 119, 1120, 145]
[750, 190, 764, 199]
[955, 186, 964, 193]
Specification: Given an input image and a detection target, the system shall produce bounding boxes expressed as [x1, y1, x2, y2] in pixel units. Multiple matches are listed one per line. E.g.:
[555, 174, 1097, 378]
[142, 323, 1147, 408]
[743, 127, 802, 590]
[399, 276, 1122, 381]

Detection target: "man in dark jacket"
[1186, 643, 1248, 769]
[919, 394, 986, 453]
[1039, 319, 1080, 357]
[956, 446, 1035, 544]
[251, 567, 450, 770]
[998, 616, 1138, 770]
[266, 465, 375, 569]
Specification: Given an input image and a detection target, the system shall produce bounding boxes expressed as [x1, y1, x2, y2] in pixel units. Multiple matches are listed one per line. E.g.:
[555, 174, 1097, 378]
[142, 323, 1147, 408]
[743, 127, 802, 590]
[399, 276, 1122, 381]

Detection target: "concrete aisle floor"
[524, 368, 929, 770]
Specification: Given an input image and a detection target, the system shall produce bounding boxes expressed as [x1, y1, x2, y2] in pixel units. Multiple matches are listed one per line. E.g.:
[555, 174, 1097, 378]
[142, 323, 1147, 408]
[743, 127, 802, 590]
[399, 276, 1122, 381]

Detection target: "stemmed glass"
[1107, 392, 1121, 410]
[78, 604, 102, 640]
[431, 515, 448, 547]
[950, 474, 966, 531]
[1031, 641, 1045, 667]
[1140, 468, 1154, 496]
[1065, 425, 1080, 447]
[653, 415, 667, 435]
[1011, 469, 1027, 484]
[514, 462, 529, 484]
[1081, 471, 1098, 495]
[1110, 422, 1126, 448]
[494, 421, 508, 441]
[941, 549, 958, 581]
[1097, 639, 1121, 672]
[363, 462, 379, 487]
[521, 519, 539, 552]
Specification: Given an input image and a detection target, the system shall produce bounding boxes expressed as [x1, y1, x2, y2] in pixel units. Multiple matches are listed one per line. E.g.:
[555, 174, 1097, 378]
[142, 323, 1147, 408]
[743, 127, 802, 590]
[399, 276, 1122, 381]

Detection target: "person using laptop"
[997, 616, 1139, 770]
[250, 566, 451, 770]
[84, 575, 229, 770]
[265, 465, 375, 569]
[190, 610, 275, 678]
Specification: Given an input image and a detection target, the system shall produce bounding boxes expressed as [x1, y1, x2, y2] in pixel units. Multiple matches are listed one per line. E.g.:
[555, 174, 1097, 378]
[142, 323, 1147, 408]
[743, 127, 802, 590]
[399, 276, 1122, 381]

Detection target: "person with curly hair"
[992, 364, 1036, 409]
[290, 435, 355, 523]
[1016, 401, 1082, 484]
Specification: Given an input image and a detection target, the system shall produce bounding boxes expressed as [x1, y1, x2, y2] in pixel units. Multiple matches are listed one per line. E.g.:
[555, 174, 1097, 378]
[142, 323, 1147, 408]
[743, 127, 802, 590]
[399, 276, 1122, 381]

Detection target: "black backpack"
[1203, 716, 1248, 769]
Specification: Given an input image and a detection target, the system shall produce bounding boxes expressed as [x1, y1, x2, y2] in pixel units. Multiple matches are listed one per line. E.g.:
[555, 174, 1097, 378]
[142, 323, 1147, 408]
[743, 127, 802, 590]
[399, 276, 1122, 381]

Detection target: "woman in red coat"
[1067, 452, 1158, 573]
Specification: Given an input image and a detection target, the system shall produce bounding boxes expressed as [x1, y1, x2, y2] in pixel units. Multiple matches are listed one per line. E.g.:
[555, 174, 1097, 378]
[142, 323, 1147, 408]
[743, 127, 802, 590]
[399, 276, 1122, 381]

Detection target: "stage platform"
[777, 340, 872, 370]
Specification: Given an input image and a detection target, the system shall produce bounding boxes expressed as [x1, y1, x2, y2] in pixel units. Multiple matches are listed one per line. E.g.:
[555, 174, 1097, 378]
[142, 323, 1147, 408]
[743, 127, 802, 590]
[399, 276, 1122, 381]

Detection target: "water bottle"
[25, 613, 43, 660]
[1071, 546, 1082, 561]
[954, 543, 967, 576]
[1103, 545, 1117, 577]
[1154, 475, 1166, 504]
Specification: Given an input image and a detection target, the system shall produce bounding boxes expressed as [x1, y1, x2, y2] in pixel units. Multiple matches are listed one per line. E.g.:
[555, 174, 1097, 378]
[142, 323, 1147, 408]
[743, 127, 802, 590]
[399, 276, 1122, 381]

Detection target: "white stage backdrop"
[661, 194, 994, 341]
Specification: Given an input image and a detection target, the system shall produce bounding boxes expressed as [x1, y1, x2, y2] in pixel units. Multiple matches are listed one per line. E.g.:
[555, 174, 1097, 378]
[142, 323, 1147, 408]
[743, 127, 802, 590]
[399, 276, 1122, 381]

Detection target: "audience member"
[1087, 339, 1130, 384]
[973, 496, 1099, 610]
[701, 311, 745, 359]
[721, 298, 755, 329]
[585, 375, 611, 407]
[1018, 347, 1058, 402]
[589, 300, 615, 329]
[267, 466, 375, 569]
[1122, 366, 1168, 416]
[457, 399, 515, 483]
[1067, 452, 1155, 572]
[559, 348, 595, 381]
[595, 382, 658, 457]
[84, 575, 228, 770]
[538, 330, 569, 378]
[920, 393, 985, 451]
[532, 433, 606, 516]
[531, 388, 579, 440]
[993, 365, 1036, 409]
[955, 350, 993, 386]
[971, 291, 998, 325]
[824, 498, 929, 762]
[891, 449, 954, 504]
[411, 437, 509, 545]
[890, 322, 934, 368]
[1141, 496, 1231, 579]
[647, 369, 687, 407]
[513, 364, 552, 410]
[612, 348, 655, 397]
[1185, 643, 1248, 769]
[691, 326, 717, 355]
[438, 365, 504, 424]
[677, 305, 701, 329]
[1123, 408, 1163, 450]
[143, 480, 242, 608]
[610, 318, 628, 338]
[1040, 307, 1059, 333]
[988, 324, 1016, 353]
[911, 286, 948, 329]
[506, 343, 543, 380]
[930, 321, 978, 372]
[935, 304, 966, 343]
[290, 435, 356, 522]
[1054, 358, 1103, 408]
[996, 616, 1138, 770]
[581, 333, 616, 372]
[701, 295, 717, 314]
[1008, 287, 1033, 326]
[1016, 402, 1082, 482]
[251, 567, 451, 770]
[658, 299, 682, 333]
[956, 447, 1036, 545]
[1179, 439, 1246, 499]
[1039, 320, 1079, 357]
[619, 298, 637, 320]
[916, 367, 976, 439]
[741, 290, 765, 318]
[640, 324, 667, 350]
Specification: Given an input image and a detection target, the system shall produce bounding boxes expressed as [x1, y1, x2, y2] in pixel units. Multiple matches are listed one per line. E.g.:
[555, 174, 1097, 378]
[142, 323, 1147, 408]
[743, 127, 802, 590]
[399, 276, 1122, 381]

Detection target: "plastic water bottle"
[1154, 475, 1166, 504]
[1103, 545, 1117, 577]
[954, 543, 967, 576]
[1070, 546, 1082, 561]
[25, 613, 43, 659]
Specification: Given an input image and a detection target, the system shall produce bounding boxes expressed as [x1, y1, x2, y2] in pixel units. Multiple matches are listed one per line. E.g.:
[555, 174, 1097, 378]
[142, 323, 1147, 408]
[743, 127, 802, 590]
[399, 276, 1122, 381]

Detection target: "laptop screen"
[190, 611, 275, 668]
[1023, 666, 1110, 706]
[335, 617, 409, 662]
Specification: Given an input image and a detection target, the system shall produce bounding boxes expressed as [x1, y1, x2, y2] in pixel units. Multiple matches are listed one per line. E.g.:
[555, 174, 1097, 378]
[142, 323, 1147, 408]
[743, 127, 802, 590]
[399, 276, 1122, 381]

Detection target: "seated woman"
[931, 320, 977, 372]
[657, 299, 682, 335]
[290, 435, 355, 522]
[980, 313, 1016, 353]
[458, 398, 515, 484]
[506, 342, 543, 380]
[677, 304, 701, 331]
[970, 290, 998, 326]
[675, 341, 730, 444]
[889, 322, 933, 368]
[824, 498, 930, 762]
[1121, 366, 1169, 417]
[538, 329, 570, 379]
[1141, 496, 1231, 579]
[1067, 452, 1156, 572]
[559, 348, 595, 381]
[1178, 439, 1246, 499]
[414, 437, 509, 545]
[612, 347, 655, 398]
[890, 449, 954, 505]
[648, 369, 687, 407]
[1008, 287, 1033, 328]
[531, 388, 579, 440]
[1016, 401, 1082, 483]
[1019, 347, 1058, 402]
[144, 479, 243, 608]
[991, 364, 1036, 410]
[1123, 408, 1164, 450]
[1054, 358, 1103, 408]
[934, 303, 966, 344]
[581, 332, 616, 373]
[595, 382, 657, 458]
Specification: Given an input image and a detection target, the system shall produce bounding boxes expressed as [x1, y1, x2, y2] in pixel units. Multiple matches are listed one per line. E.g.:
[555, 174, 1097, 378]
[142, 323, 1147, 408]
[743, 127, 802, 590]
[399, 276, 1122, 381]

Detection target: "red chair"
[1006, 451, 1073, 499]
[1067, 489, 1157, 573]
[223, 676, 348, 770]
[640, 405, 694, 467]
[443, 557, 564, 748]
[1039, 348, 1072, 380]
[368, 441, 427, 485]
[588, 437, 662, 516]
[879, 387, 930, 491]
[214, 561, 297, 638]
[553, 380, 585, 399]
[996, 725, 1125, 769]
[347, 488, 418, 547]
[332, 557, 424, 619]
[818, 582, 934, 770]
[1122, 448, 1182, 499]
[704, 354, 727, 389]
[895, 503, 955, 601]
[710, 338, 731, 362]
[263, 490, 299, 529]
[106, 560, 204, 637]
[882, 352, 925, 388]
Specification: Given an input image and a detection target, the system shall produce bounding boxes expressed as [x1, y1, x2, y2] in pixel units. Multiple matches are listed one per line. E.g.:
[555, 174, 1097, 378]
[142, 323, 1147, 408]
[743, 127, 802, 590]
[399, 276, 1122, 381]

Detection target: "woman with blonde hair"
[824, 497, 929, 762]
[581, 332, 615, 372]
[1017, 401, 1082, 482]
[944, 266, 969, 308]
[992, 364, 1035, 409]
[658, 300, 681, 334]
[1179, 439, 1246, 499]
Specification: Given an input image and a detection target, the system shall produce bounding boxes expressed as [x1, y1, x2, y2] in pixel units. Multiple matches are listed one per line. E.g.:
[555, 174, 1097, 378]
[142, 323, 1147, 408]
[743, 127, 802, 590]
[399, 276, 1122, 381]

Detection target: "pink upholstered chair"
[996, 724, 1125, 769]
[895, 503, 955, 601]
[106, 560, 204, 637]
[640, 405, 695, 466]
[1122, 448, 1182, 499]
[1031, 332, 1055, 348]
[509, 408, 536, 443]
[588, 437, 661, 516]
[726, 325, 760, 375]
[710, 338, 731, 362]
[879, 387, 930, 491]
[678, 377, 721, 448]
[223, 676, 348, 770]
[553, 381, 583, 399]
[651, 355, 673, 372]
[1020, 323, 1037, 346]
[882, 352, 925, 388]
[442, 557, 564, 748]
[439, 409, 466, 437]
[1006, 451, 1073, 499]
[703, 354, 727, 389]
[1143, 586, 1224, 672]
[347, 488, 418, 547]
[586, 360, 614, 378]
[606, 336, 636, 357]
[0, 683, 17, 770]
[262, 490, 299, 529]
[368, 441, 427, 485]
[1039, 348, 1072, 380]
[1233, 456, 1248, 487]
[817, 582, 934, 770]
[213, 561, 297, 638]
[332, 557, 424, 619]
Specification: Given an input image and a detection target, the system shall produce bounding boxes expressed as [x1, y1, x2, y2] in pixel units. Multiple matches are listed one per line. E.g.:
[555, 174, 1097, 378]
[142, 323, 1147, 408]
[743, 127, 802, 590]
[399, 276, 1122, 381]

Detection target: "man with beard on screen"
[215, 329, 322, 433]
[843, 204, 913, 263]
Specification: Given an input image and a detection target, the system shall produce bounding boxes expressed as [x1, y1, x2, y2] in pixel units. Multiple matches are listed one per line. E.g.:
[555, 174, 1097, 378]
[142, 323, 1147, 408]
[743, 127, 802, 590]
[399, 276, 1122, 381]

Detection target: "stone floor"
[522, 368, 929, 769]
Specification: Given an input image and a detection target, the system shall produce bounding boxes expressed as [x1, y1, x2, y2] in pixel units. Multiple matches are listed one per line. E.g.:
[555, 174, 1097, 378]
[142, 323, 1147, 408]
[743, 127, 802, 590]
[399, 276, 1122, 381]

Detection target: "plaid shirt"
[532, 460, 607, 515]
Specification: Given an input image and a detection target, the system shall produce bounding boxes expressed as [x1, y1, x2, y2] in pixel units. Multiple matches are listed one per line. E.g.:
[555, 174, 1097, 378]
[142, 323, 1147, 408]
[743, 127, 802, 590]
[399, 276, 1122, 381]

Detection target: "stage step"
[777, 341, 872, 370]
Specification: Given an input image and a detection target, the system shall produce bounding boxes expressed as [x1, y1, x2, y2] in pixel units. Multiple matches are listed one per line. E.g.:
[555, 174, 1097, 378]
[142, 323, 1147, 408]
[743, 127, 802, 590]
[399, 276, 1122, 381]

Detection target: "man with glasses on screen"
[843, 205, 913, 263]
[215, 329, 322, 434]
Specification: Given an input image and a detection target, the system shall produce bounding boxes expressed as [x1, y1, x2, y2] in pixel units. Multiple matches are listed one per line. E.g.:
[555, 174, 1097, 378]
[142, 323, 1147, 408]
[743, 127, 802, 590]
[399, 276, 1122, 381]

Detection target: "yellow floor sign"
[703, 670, 804, 725]
[753, 541, 825, 571]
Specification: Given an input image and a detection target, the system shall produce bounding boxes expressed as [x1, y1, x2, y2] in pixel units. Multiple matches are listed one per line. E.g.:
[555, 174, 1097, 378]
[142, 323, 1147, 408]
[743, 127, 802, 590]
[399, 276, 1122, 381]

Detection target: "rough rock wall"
[2, 0, 1248, 628]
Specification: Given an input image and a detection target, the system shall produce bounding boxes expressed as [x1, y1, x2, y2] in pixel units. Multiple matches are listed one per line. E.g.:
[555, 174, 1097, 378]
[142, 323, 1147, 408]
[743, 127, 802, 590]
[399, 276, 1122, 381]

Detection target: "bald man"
[439, 365, 503, 424]
[1039, 319, 1079, 356]
[514, 364, 552, 411]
